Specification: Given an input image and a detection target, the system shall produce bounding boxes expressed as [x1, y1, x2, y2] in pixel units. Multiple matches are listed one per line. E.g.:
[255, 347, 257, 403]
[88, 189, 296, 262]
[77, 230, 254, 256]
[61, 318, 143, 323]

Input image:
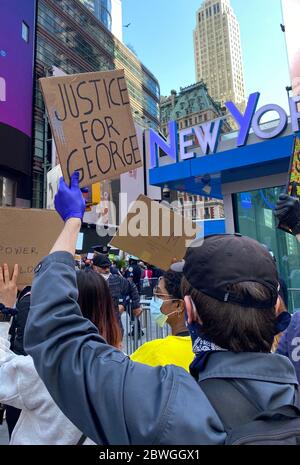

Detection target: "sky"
[123, 0, 291, 112]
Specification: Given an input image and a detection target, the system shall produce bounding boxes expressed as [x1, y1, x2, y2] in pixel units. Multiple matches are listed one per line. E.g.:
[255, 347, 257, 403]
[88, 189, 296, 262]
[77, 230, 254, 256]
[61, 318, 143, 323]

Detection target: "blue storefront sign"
[148, 92, 300, 171]
[147, 91, 300, 200]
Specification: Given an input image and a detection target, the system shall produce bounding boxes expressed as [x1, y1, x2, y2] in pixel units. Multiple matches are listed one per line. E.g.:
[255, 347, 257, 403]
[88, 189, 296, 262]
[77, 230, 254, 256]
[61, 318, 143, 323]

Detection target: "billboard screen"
[0, 0, 36, 174]
[282, 0, 300, 96]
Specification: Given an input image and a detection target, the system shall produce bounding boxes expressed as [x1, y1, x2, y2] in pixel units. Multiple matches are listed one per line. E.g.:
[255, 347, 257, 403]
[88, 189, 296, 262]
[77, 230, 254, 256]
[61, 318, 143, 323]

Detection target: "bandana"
[185, 310, 291, 380]
[185, 318, 227, 379]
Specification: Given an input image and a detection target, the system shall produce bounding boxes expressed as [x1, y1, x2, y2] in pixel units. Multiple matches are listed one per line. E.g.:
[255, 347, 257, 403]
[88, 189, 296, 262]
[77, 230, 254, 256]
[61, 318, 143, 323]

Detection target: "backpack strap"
[199, 378, 262, 432]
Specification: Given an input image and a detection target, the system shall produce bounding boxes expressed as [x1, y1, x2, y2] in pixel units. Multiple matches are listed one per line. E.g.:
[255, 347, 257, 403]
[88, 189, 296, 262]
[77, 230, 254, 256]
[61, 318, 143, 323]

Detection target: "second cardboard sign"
[111, 195, 201, 270]
[0, 208, 63, 285]
[40, 69, 142, 188]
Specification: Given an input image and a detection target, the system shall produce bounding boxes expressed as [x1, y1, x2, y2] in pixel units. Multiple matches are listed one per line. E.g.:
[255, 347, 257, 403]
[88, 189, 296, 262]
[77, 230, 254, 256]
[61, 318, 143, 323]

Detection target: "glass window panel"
[234, 186, 300, 313]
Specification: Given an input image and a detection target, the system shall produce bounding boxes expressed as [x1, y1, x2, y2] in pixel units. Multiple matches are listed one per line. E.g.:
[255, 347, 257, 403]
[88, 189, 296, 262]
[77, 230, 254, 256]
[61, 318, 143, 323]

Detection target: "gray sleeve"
[24, 252, 225, 445]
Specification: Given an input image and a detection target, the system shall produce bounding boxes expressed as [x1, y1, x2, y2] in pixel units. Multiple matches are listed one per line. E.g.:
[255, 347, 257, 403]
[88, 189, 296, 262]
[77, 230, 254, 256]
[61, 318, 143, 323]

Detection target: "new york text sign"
[149, 92, 300, 168]
[40, 69, 142, 187]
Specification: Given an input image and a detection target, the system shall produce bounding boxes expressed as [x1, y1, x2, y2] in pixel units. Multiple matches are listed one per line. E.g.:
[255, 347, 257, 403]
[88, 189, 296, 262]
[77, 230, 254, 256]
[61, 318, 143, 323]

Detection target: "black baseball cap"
[92, 254, 111, 268]
[92, 245, 111, 254]
[172, 234, 279, 308]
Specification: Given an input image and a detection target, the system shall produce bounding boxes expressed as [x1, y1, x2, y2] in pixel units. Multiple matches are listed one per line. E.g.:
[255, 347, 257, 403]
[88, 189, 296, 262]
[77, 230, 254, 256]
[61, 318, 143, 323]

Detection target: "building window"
[22, 21, 30, 43]
[234, 186, 300, 313]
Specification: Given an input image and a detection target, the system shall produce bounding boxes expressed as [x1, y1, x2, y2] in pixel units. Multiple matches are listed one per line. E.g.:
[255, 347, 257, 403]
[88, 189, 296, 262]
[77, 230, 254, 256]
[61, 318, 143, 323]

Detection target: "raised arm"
[24, 172, 225, 445]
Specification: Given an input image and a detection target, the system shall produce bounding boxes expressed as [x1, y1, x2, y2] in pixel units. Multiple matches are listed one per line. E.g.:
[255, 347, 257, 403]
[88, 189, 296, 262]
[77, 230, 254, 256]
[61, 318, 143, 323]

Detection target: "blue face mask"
[150, 297, 168, 328]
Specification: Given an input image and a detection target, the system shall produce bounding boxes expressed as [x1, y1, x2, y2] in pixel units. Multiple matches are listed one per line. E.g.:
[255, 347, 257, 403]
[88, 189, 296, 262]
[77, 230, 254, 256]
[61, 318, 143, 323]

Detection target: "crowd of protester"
[0, 174, 300, 444]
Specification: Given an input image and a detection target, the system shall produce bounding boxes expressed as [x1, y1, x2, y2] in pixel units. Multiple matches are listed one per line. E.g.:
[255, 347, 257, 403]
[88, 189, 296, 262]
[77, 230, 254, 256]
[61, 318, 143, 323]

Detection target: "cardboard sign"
[40, 69, 142, 188]
[0, 208, 63, 285]
[278, 136, 300, 234]
[111, 195, 200, 270]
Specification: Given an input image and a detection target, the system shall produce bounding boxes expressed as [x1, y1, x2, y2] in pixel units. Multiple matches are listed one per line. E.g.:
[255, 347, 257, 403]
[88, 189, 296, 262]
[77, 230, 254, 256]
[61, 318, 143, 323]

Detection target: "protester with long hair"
[77, 269, 122, 349]
[0, 265, 121, 444]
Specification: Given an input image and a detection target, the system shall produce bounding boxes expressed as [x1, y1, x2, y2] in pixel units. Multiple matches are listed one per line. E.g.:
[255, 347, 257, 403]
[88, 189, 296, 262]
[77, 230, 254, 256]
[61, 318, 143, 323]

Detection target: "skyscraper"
[32, 0, 159, 208]
[79, 0, 123, 41]
[79, 0, 112, 31]
[193, 0, 246, 112]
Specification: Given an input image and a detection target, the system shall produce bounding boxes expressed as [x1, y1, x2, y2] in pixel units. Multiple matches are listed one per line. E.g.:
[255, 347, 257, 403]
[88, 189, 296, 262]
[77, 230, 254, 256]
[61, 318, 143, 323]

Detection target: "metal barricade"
[121, 298, 170, 355]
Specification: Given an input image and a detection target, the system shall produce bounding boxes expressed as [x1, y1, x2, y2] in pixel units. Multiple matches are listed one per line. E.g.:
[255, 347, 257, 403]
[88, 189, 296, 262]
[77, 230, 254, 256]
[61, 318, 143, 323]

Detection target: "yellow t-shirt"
[130, 335, 194, 372]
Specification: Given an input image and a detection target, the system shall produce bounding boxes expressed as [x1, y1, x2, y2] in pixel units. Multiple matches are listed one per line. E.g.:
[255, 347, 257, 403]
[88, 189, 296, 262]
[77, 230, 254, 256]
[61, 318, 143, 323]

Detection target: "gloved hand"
[274, 193, 300, 234]
[54, 171, 86, 222]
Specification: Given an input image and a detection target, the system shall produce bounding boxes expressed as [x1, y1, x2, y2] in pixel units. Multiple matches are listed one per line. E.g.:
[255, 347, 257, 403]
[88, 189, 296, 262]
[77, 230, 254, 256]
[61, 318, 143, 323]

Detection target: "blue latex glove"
[54, 171, 86, 222]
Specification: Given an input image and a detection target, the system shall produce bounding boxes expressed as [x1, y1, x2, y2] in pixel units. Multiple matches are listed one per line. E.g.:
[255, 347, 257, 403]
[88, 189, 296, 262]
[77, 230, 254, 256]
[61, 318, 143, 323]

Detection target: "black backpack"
[199, 378, 300, 445]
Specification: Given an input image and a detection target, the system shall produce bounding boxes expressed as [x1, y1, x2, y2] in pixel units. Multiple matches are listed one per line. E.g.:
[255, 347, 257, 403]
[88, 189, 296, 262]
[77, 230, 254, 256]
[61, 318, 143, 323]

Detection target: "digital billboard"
[0, 0, 36, 175]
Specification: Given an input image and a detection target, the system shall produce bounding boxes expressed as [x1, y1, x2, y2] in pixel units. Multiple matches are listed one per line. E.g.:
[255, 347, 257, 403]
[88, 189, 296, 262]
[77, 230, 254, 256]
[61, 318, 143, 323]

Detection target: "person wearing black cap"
[92, 245, 120, 276]
[172, 234, 291, 372]
[124, 258, 142, 293]
[92, 254, 142, 336]
[23, 174, 300, 445]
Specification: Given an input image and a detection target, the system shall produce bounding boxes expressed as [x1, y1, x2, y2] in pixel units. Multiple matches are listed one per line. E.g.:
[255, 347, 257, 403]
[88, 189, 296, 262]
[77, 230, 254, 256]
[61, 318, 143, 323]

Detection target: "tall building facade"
[79, 0, 112, 31]
[80, 0, 123, 41]
[33, 0, 160, 208]
[160, 81, 229, 221]
[193, 0, 246, 111]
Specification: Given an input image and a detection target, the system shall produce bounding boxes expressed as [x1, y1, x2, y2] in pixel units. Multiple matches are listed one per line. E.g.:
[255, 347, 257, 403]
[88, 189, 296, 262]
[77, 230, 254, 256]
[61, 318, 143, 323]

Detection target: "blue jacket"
[277, 311, 300, 383]
[24, 252, 299, 445]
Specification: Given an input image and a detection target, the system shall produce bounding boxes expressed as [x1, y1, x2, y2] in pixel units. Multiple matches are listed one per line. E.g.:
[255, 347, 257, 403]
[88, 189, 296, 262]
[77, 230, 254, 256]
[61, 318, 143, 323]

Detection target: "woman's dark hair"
[76, 269, 121, 348]
[163, 270, 183, 300]
[181, 277, 276, 353]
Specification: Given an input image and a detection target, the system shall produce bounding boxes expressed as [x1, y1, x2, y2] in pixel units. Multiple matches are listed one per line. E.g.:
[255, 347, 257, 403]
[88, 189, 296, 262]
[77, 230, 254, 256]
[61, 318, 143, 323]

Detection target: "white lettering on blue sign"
[149, 93, 300, 168]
